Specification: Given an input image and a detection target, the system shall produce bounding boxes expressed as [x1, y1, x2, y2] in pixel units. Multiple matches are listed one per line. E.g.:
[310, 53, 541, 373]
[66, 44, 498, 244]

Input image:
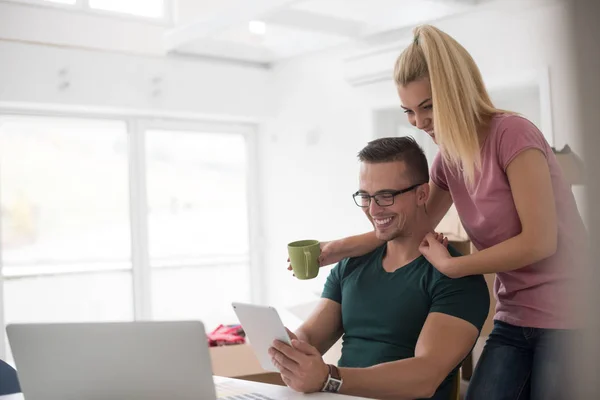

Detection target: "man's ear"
[417, 183, 429, 206]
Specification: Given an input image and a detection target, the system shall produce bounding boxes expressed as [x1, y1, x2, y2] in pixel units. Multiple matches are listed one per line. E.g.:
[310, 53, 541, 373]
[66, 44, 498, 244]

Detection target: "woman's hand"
[317, 240, 343, 267]
[419, 232, 460, 278]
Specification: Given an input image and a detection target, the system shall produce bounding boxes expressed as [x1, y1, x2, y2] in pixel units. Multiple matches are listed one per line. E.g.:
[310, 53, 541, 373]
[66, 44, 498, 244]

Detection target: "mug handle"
[304, 249, 311, 277]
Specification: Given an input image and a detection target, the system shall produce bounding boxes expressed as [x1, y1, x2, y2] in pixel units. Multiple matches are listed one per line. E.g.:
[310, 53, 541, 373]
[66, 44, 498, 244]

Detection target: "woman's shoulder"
[486, 112, 550, 169]
[488, 113, 547, 147]
[489, 112, 540, 133]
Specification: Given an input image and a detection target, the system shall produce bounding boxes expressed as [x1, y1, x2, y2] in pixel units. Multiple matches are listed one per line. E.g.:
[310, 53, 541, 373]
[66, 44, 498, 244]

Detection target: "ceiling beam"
[265, 9, 365, 38]
[163, 0, 301, 53]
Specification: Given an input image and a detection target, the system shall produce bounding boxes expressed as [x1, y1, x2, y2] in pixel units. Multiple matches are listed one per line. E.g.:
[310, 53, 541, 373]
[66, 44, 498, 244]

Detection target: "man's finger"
[272, 355, 296, 376]
[272, 340, 304, 363]
[270, 347, 300, 373]
[281, 374, 293, 388]
[285, 328, 298, 341]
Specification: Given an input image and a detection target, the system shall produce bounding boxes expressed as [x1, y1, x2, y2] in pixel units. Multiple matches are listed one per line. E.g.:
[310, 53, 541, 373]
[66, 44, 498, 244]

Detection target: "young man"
[270, 137, 489, 399]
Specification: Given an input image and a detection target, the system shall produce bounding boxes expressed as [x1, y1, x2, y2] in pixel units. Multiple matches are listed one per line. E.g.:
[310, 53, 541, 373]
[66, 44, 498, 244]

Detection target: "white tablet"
[232, 302, 292, 372]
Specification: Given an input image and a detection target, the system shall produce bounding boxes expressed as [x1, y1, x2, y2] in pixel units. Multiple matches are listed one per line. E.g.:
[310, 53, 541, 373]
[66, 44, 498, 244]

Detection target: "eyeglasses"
[352, 183, 425, 208]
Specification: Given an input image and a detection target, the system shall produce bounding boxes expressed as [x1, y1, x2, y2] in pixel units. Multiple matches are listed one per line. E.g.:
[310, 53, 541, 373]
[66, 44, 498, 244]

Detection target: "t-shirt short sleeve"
[430, 151, 449, 191]
[496, 115, 548, 172]
[429, 273, 490, 332]
[321, 260, 346, 304]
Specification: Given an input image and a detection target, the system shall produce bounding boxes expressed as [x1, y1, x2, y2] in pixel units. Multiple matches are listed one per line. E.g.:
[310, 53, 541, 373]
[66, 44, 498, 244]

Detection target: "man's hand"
[269, 338, 329, 393]
[285, 328, 298, 341]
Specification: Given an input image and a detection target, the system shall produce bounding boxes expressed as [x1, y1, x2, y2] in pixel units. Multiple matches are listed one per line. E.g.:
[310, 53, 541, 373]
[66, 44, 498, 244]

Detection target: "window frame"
[0, 109, 263, 360]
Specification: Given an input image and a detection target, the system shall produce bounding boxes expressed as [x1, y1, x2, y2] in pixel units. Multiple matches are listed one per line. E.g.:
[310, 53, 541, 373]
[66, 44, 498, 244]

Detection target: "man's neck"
[383, 218, 432, 272]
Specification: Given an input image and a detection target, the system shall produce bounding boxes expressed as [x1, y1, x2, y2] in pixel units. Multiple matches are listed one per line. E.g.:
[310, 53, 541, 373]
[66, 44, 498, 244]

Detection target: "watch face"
[324, 378, 341, 392]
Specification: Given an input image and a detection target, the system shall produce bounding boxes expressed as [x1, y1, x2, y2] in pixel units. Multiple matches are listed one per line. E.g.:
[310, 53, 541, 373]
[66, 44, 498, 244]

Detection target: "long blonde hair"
[394, 24, 505, 187]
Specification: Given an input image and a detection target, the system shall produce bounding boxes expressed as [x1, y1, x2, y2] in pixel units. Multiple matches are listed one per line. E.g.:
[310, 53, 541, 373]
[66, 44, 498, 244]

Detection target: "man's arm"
[294, 298, 343, 355]
[337, 312, 478, 399]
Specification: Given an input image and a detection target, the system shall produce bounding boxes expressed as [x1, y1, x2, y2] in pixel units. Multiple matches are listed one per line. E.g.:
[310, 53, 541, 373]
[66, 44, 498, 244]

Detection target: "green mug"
[287, 240, 321, 280]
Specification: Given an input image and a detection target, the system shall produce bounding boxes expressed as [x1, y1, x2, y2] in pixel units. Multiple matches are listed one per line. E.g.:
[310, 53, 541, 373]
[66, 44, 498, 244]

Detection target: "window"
[0, 116, 133, 362]
[0, 115, 257, 363]
[145, 128, 251, 329]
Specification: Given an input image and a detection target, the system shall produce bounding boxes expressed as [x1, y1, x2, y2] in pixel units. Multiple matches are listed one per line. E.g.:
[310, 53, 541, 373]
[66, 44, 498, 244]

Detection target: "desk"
[0, 376, 370, 400]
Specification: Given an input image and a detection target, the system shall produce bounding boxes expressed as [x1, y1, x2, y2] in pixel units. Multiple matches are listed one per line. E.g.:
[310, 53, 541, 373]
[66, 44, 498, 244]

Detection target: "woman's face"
[397, 78, 436, 144]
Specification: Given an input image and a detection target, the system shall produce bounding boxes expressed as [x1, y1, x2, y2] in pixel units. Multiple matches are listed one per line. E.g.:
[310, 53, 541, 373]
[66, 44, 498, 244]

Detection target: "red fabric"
[207, 324, 246, 347]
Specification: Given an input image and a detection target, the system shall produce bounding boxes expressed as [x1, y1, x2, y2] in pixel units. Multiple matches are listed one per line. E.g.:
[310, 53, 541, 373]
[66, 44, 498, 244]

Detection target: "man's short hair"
[357, 137, 429, 184]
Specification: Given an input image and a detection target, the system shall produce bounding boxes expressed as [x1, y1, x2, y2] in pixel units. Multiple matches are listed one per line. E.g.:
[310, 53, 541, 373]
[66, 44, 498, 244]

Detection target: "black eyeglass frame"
[352, 183, 426, 207]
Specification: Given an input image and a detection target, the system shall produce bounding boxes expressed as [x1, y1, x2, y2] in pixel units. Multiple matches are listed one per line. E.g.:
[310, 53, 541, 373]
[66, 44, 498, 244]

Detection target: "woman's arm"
[423, 148, 558, 278]
[320, 181, 454, 266]
[427, 181, 454, 229]
[319, 233, 382, 266]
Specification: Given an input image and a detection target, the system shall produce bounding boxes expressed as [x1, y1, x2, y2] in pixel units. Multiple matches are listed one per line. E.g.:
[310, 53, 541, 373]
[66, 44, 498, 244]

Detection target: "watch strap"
[329, 364, 341, 380]
[321, 364, 343, 393]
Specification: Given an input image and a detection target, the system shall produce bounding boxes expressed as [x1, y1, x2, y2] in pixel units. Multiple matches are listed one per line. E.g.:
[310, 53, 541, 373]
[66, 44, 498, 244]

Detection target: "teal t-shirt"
[322, 244, 489, 400]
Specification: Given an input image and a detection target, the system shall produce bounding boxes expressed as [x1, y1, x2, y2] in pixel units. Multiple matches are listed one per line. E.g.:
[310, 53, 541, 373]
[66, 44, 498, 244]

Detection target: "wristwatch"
[321, 364, 343, 393]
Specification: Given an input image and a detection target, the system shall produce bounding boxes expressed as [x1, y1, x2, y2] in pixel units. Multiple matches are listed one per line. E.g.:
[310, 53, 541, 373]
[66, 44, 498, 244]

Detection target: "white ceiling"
[165, 0, 486, 65]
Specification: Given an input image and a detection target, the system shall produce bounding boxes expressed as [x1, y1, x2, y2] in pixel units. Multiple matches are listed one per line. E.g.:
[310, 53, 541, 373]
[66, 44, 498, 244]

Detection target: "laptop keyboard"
[216, 382, 276, 400]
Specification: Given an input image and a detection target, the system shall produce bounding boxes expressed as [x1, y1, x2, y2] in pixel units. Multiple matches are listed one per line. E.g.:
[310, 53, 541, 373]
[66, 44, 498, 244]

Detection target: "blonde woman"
[313, 25, 587, 399]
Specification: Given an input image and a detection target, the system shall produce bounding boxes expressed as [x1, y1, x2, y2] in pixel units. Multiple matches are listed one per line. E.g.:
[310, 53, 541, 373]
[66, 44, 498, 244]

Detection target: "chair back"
[449, 369, 461, 400]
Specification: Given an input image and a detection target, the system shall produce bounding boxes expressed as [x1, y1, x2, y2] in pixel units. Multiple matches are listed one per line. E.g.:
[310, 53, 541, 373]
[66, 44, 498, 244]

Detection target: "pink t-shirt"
[431, 113, 587, 329]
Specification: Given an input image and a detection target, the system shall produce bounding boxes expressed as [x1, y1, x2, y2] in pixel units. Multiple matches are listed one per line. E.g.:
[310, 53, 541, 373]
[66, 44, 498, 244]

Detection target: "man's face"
[357, 161, 423, 242]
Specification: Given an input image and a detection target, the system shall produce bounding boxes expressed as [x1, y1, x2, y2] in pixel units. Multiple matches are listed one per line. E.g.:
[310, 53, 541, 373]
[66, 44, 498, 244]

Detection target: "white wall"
[260, 47, 375, 308]
[351, 0, 577, 151]
[0, 1, 273, 119]
[262, 0, 584, 308]
[0, 40, 271, 119]
[436, 0, 577, 153]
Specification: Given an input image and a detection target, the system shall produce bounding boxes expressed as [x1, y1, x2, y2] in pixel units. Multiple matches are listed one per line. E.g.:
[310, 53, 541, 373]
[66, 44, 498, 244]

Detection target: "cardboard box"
[209, 344, 284, 386]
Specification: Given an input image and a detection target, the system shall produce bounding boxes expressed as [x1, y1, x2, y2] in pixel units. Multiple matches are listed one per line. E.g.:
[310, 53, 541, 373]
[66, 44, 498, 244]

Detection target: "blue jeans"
[465, 320, 574, 400]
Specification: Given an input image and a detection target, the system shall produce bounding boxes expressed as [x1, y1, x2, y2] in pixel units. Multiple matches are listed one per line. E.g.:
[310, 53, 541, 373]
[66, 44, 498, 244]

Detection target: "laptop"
[6, 321, 277, 400]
